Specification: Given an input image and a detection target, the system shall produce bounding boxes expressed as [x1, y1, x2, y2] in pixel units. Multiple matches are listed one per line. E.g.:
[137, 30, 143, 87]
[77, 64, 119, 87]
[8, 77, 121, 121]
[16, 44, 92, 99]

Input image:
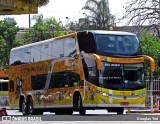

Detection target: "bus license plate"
[120, 102, 129, 106]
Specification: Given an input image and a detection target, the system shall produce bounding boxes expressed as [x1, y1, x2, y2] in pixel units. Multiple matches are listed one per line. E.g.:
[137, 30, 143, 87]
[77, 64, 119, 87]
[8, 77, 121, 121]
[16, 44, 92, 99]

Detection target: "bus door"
[82, 53, 98, 105]
[15, 77, 23, 98]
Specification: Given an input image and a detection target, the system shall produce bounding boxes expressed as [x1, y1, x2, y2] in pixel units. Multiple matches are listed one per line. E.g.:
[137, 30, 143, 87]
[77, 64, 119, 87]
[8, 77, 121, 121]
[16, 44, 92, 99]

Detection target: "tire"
[28, 97, 36, 115]
[73, 94, 86, 115]
[21, 99, 29, 115]
[117, 107, 124, 115]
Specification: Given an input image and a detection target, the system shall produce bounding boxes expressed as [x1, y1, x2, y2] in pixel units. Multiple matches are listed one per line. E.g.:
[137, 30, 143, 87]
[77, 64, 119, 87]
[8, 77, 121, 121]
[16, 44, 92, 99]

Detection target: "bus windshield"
[99, 63, 144, 90]
[95, 34, 142, 56]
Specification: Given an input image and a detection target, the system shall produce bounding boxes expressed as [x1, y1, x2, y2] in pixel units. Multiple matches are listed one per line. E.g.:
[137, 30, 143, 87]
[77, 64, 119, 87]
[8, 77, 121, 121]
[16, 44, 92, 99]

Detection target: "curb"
[126, 111, 152, 113]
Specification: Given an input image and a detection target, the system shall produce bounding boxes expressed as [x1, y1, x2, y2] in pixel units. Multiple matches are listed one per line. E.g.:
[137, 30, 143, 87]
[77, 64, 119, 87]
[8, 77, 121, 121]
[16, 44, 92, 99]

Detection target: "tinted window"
[49, 71, 80, 89]
[31, 74, 47, 90]
[95, 35, 142, 56]
[77, 32, 96, 53]
[1, 83, 8, 91]
[100, 63, 144, 90]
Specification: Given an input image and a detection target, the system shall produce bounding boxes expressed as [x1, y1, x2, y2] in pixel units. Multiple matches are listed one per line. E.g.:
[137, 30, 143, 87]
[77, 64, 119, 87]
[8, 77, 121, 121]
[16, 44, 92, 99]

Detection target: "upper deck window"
[95, 34, 142, 56]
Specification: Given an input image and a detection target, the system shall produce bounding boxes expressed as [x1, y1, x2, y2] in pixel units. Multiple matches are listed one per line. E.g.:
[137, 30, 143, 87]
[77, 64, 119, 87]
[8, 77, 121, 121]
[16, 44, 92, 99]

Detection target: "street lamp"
[66, 17, 70, 25]
[50, 24, 56, 37]
[29, 14, 31, 29]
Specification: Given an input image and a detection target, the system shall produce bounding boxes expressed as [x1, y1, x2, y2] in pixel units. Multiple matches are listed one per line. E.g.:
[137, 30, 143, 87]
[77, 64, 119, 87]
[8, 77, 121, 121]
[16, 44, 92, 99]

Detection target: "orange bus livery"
[9, 30, 155, 115]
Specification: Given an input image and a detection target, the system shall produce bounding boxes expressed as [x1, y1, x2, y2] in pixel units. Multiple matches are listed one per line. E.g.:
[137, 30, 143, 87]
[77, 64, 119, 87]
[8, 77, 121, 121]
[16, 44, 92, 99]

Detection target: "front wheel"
[73, 94, 86, 115]
[28, 97, 35, 115]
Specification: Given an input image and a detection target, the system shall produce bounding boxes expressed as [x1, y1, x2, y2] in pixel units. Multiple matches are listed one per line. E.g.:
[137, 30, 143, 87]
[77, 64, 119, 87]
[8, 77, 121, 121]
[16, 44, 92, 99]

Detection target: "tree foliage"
[82, 0, 115, 30]
[139, 32, 160, 74]
[123, 0, 160, 37]
[21, 15, 66, 43]
[24, 0, 50, 7]
[0, 20, 19, 70]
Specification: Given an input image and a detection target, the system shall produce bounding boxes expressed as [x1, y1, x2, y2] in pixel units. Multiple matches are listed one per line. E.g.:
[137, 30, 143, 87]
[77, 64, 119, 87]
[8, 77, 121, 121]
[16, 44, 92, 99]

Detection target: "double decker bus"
[9, 30, 155, 115]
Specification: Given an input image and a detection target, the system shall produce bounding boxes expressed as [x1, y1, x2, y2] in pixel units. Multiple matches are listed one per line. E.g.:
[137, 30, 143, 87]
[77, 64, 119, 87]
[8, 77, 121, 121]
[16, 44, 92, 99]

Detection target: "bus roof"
[11, 33, 75, 52]
[77, 30, 136, 36]
[11, 30, 135, 52]
[11, 38, 54, 51]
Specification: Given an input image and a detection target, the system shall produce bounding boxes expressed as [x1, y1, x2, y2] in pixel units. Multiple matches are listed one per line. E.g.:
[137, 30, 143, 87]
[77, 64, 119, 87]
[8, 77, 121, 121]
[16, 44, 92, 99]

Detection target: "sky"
[0, 0, 129, 28]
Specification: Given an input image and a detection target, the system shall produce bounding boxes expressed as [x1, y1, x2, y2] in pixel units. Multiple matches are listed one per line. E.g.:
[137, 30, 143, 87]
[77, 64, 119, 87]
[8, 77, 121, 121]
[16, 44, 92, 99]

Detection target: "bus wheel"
[73, 94, 86, 115]
[28, 97, 35, 115]
[21, 99, 29, 115]
[117, 107, 124, 115]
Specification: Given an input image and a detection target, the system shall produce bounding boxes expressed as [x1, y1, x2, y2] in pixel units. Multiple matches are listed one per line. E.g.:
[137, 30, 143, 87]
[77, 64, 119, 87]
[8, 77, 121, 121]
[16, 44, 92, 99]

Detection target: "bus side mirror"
[81, 51, 85, 57]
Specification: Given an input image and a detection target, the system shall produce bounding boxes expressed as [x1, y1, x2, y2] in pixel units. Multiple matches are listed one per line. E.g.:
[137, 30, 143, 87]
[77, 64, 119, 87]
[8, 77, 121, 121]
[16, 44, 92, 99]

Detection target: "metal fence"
[145, 79, 160, 109]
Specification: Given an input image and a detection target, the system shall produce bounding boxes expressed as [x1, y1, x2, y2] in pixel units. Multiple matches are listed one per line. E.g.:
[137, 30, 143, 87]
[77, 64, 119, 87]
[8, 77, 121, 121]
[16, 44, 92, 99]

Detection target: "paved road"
[1, 109, 160, 122]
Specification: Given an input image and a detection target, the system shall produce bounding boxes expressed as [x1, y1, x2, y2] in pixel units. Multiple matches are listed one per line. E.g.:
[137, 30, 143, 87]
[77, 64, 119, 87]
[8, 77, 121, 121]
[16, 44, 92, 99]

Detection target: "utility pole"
[29, 14, 31, 29]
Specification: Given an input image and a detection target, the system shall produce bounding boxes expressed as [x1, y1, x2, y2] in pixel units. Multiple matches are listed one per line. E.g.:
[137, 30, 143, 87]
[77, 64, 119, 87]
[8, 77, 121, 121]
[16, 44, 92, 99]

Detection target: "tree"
[82, 0, 116, 30]
[0, 20, 20, 70]
[24, 0, 50, 7]
[123, 0, 160, 37]
[21, 15, 66, 43]
[139, 32, 160, 75]
[66, 21, 79, 31]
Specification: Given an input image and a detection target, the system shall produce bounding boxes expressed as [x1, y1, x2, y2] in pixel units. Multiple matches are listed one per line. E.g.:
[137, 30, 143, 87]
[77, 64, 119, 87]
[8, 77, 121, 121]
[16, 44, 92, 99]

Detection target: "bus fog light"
[141, 100, 145, 104]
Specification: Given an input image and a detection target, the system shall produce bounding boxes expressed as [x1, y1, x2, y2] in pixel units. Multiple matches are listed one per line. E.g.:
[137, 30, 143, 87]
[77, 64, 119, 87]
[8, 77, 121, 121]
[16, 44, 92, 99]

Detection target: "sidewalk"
[126, 107, 158, 114]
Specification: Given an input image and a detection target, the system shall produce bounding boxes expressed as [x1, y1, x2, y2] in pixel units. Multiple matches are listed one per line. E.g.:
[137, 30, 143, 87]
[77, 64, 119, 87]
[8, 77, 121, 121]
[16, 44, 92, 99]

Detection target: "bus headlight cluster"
[138, 93, 145, 97]
[131, 91, 135, 96]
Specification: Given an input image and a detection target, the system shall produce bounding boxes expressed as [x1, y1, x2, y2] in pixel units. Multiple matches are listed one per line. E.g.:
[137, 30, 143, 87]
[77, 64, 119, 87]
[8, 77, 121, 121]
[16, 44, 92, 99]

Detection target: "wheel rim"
[29, 99, 33, 114]
[77, 96, 81, 109]
[22, 101, 26, 114]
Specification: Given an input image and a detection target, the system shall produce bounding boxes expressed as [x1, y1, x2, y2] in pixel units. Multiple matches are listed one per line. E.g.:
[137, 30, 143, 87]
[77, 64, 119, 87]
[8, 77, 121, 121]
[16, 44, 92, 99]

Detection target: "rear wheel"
[21, 99, 29, 115]
[28, 97, 36, 115]
[73, 94, 86, 115]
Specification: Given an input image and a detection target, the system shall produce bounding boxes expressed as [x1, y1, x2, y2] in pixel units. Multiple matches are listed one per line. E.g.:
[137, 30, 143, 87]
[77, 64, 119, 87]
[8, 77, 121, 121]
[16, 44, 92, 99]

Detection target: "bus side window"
[31, 45, 41, 62]
[82, 57, 98, 85]
[52, 39, 64, 58]
[64, 37, 76, 57]
[77, 32, 96, 53]
[9, 80, 14, 92]
[41, 43, 52, 61]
